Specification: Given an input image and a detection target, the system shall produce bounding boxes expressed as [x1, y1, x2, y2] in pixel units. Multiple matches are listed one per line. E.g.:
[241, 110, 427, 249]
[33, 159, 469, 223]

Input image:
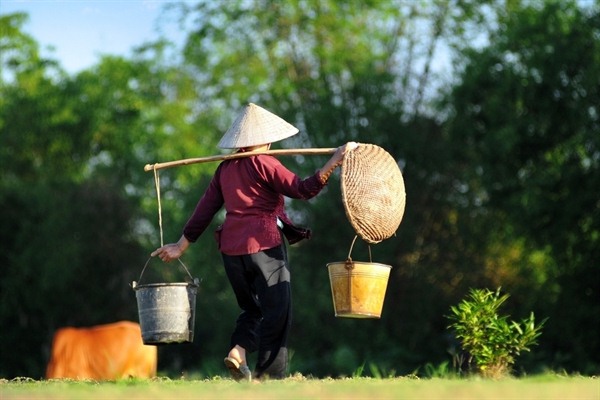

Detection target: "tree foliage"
[0, 0, 598, 378]
[444, 0, 600, 373]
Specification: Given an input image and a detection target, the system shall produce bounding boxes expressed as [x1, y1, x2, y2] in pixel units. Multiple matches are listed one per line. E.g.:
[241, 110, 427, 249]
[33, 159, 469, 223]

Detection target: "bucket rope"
[148, 166, 199, 286]
[153, 166, 164, 247]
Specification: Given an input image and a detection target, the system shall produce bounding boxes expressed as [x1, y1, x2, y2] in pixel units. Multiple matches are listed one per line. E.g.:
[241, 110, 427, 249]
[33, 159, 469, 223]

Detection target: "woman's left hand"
[151, 243, 183, 263]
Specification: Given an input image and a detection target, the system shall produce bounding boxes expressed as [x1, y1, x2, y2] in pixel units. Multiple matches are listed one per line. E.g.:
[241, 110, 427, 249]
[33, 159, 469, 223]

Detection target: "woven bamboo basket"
[340, 143, 406, 244]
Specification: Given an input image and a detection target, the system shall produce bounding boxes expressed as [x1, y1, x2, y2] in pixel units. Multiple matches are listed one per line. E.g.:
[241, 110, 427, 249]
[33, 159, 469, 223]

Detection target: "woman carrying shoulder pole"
[152, 103, 357, 381]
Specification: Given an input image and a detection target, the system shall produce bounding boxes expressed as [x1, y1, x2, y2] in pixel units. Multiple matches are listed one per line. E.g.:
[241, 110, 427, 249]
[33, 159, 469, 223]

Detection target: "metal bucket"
[132, 258, 200, 345]
[326, 236, 392, 318]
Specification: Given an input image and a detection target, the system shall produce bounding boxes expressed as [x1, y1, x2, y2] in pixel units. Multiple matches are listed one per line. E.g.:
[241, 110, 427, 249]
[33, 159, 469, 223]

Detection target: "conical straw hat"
[218, 103, 299, 149]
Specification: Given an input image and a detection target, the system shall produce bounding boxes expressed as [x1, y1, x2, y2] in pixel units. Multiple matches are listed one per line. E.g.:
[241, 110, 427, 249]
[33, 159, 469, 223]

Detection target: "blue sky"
[1, 0, 190, 73]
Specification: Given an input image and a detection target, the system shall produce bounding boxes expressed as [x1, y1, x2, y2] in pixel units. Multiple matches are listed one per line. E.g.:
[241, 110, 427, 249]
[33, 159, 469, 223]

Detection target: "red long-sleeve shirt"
[183, 155, 326, 255]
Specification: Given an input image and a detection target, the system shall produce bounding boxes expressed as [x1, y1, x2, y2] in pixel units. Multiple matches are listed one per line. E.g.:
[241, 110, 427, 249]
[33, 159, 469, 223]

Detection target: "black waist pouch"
[279, 219, 312, 245]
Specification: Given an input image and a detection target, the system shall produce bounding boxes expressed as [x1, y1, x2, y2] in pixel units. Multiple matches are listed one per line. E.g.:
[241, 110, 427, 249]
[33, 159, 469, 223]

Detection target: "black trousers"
[221, 243, 291, 379]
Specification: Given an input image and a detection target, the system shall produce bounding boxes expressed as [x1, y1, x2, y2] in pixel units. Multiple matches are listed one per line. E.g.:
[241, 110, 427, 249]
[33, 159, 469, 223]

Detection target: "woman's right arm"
[318, 142, 358, 184]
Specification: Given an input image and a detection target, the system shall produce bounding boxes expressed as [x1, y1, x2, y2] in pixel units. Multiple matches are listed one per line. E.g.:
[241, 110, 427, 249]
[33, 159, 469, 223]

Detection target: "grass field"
[1, 374, 598, 400]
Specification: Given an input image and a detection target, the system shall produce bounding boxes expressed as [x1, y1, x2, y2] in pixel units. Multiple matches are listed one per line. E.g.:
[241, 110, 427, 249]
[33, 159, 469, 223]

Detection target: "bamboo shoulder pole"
[144, 148, 337, 172]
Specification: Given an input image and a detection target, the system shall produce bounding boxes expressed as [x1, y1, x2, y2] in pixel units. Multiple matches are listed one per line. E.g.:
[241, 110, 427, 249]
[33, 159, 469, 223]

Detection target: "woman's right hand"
[341, 141, 359, 156]
[319, 142, 360, 184]
[331, 141, 359, 165]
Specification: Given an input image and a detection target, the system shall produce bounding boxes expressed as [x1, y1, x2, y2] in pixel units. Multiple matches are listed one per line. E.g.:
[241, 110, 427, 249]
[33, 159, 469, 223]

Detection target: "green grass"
[1, 374, 598, 400]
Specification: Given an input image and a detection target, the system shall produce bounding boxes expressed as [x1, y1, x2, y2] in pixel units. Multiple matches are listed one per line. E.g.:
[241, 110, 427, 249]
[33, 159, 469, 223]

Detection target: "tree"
[0, 13, 204, 377]
[3, 0, 597, 378]
[443, 0, 600, 374]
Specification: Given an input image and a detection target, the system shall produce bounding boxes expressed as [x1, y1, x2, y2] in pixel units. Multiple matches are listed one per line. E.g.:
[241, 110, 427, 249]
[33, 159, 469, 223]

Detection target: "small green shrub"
[447, 288, 546, 378]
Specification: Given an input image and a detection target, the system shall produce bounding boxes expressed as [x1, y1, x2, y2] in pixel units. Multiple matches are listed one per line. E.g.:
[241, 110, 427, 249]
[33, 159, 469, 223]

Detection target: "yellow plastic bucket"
[327, 259, 391, 318]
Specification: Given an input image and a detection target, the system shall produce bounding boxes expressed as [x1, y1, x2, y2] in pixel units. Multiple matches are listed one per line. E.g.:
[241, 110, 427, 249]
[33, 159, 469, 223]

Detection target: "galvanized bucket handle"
[135, 256, 199, 287]
[345, 235, 373, 269]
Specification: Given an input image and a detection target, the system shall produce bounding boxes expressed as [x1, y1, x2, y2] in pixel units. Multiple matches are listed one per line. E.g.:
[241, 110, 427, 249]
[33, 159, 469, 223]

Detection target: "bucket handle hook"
[134, 256, 199, 287]
[345, 235, 373, 270]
